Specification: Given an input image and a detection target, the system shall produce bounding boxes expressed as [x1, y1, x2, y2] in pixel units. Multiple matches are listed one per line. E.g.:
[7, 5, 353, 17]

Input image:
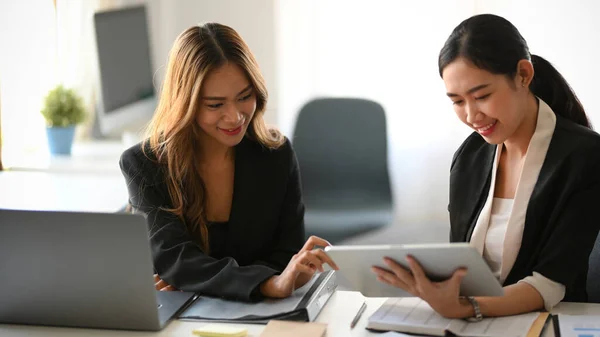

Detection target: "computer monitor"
[93, 5, 156, 140]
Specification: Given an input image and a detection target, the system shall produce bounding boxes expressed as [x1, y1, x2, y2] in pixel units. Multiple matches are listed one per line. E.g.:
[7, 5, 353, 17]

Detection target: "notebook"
[179, 271, 337, 323]
[259, 320, 326, 337]
[367, 298, 549, 337]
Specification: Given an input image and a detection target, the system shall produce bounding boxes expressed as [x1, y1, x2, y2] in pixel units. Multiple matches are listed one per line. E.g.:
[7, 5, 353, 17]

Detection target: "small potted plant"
[41, 85, 87, 156]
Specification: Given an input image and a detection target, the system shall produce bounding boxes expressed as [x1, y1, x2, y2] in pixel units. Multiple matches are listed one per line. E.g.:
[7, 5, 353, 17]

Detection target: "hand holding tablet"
[325, 243, 503, 298]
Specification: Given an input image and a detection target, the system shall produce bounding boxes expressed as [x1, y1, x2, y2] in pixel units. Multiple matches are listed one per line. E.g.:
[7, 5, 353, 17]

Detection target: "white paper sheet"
[558, 314, 600, 337]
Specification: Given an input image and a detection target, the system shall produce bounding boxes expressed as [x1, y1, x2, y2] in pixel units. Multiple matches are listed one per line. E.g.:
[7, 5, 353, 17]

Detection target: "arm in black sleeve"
[253, 141, 305, 271]
[119, 149, 277, 302]
[448, 135, 471, 242]
[533, 159, 600, 290]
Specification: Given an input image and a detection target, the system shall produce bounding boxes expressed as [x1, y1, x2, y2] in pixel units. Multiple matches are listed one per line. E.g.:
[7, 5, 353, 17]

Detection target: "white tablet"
[324, 243, 504, 298]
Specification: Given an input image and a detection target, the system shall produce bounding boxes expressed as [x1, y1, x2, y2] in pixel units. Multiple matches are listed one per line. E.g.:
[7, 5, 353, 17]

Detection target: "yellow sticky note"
[192, 324, 248, 337]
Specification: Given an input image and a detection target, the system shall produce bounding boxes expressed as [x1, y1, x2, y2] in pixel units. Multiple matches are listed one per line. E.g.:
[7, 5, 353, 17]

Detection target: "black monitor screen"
[94, 6, 154, 113]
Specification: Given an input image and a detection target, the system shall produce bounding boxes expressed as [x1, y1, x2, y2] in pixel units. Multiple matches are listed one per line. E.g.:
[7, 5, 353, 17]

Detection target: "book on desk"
[367, 297, 550, 337]
[179, 271, 337, 324]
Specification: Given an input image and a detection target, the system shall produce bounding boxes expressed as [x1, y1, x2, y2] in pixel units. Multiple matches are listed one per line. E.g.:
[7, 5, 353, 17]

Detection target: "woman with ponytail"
[373, 14, 600, 318]
[120, 23, 337, 302]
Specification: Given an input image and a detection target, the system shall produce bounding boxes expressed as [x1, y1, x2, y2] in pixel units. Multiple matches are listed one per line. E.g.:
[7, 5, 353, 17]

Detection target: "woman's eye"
[239, 94, 252, 101]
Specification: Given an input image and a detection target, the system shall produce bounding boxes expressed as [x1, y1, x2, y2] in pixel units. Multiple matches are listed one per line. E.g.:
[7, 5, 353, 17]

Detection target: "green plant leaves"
[41, 85, 87, 127]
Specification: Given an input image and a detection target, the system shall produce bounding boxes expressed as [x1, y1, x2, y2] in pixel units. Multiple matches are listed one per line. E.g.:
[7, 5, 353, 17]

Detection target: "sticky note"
[192, 324, 248, 337]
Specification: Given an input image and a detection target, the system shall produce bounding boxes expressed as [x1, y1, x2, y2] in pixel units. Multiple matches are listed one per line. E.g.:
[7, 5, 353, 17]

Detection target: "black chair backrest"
[292, 98, 391, 206]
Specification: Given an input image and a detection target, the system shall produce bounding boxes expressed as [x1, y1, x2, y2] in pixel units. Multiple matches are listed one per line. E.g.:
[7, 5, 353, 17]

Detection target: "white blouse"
[483, 198, 513, 279]
[470, 99, 566, 311]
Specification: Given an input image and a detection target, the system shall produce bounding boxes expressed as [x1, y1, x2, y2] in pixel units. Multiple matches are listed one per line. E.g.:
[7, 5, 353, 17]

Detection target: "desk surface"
[1, 291, 599, 337]
[0, 170, 128, 213]
[3, 140, 125, 174]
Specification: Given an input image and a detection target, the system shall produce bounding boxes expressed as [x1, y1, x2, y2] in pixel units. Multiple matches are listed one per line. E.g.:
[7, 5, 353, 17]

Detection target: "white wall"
[277, 0, 476, 227]
[0, 1, 57, 154]
[115, 0, 600, 229]
[3, 0, 599, 230]
[475, 0, 600, 129]
[276, 0, 600, 228]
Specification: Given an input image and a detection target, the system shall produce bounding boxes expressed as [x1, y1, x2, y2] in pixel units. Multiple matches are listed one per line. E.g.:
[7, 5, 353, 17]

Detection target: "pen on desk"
[350, 301, 367, 329]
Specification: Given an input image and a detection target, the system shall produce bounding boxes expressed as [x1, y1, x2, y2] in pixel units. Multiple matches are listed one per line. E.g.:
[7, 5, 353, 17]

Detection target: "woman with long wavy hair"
[120, 23, 337, 301]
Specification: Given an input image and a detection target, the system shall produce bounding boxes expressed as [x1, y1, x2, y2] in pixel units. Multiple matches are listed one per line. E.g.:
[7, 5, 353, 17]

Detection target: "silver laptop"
[0, 209, 197, 331]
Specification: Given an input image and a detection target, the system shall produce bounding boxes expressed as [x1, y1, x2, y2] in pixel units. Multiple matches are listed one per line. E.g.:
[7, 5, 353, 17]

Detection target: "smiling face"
[442, 57, 532, 145]
[196, 62, 257, 148]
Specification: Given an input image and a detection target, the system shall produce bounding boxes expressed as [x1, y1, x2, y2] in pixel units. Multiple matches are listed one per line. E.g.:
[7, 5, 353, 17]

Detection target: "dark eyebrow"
[202, 85, 253, 100]
[237, 85, 253, 96]
[446, 83, 490, 97]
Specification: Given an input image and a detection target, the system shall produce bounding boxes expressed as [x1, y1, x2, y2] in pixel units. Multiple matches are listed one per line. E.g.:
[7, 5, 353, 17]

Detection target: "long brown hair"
[143, 23, 284, 253]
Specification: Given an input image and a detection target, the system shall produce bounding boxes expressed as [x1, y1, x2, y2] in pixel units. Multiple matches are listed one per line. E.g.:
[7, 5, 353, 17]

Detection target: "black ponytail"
[439, 14, 591, 129]
[530, 54, 589, 128]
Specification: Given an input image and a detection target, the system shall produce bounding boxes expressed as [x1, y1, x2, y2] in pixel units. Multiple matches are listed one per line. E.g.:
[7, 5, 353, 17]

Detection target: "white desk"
[1, 139, 129, 212]
[3, 140, 125, 174]
[1, 291, 599, 337]
[0, 170, 128, 213]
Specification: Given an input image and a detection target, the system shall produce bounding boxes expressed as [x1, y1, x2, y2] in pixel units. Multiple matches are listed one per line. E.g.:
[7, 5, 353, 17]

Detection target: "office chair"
[292, 98, 393, 244]
[588, 231, 600, 303]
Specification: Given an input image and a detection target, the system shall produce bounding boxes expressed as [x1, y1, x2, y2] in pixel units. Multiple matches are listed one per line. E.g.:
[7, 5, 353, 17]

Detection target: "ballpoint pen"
[350, 301, 367, 329]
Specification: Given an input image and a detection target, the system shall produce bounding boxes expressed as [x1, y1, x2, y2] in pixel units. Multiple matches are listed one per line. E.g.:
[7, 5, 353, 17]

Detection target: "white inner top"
[483, 197, 514, 279]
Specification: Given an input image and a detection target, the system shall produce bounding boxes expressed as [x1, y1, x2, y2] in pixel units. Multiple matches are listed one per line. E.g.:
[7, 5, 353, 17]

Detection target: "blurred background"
[1, 0, 599, 245]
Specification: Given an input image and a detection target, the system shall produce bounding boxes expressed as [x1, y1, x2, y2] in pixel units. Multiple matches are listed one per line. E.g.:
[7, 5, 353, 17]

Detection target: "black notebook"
[178, 271, 337, 324]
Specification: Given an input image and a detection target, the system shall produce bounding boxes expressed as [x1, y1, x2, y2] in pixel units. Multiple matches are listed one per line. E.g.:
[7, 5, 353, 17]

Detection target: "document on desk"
[179, 271, 335, 323]
[557, 314, 600, 337]
[368, 297, 548, 337]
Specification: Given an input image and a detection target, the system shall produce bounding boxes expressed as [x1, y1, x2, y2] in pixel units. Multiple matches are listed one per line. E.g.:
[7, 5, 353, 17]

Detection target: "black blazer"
[449, 116, 600, 302]
[119, 137, 305, 302]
